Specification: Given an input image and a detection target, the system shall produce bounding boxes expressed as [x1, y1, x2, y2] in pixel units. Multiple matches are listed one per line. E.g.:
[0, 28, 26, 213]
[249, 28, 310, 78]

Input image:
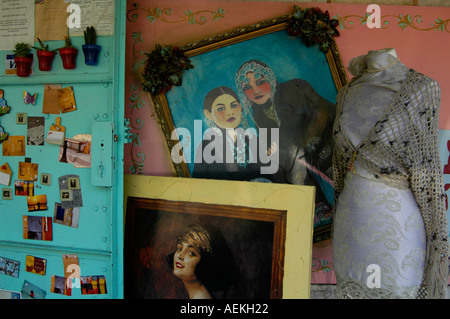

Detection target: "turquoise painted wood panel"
[0, 0, 125, 299]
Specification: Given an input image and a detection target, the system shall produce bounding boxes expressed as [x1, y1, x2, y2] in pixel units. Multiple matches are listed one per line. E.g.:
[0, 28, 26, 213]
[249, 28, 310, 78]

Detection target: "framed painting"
[149, 13, 346, 241]
[123, 175, 315, 299]
[125, 197, 285, 299]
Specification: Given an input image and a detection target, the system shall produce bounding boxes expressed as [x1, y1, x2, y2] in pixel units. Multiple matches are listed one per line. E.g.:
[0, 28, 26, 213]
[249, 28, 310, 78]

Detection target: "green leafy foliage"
[32, 38, 58, 52]
[84, 26, 97, 45]
[141, 44, 194, 96]
[14, 42, 31, 57]
[63, 36, 74, 48]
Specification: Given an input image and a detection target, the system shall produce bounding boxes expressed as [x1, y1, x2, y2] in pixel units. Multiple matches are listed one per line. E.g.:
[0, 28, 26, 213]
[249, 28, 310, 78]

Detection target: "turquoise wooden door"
[0, 0, 125, 299]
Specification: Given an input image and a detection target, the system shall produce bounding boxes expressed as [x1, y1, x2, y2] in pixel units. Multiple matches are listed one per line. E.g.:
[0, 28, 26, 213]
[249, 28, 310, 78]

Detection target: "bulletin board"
[0, 0, 126, 299]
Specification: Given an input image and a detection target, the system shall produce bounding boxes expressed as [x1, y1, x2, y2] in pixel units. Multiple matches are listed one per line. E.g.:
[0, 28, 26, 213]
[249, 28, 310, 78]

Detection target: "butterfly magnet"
[24, 91, 37, 105]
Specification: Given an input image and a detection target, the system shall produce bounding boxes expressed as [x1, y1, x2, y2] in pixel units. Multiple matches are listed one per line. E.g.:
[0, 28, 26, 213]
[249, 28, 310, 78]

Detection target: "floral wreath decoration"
[287, 5, 340, 53]
[141, 6, 339, 96]
[141, 44, 194, 96]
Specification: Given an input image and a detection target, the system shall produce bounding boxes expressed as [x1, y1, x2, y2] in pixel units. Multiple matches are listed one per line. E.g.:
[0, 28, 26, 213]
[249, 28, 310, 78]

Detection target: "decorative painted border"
[125, 5, 450, 176]
[127, 30, 146, 175]
[127, 3, 225, 24]
[312, 258, 333, 273]
[126, 5, 226, 175]
[335, 12, 450, 32]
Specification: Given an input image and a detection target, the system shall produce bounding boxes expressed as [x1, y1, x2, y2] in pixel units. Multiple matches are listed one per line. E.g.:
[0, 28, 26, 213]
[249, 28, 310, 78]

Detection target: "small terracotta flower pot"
[36, 50, 56, 71]
[14, 55, 33, 77]
[59, 47, 78, 69]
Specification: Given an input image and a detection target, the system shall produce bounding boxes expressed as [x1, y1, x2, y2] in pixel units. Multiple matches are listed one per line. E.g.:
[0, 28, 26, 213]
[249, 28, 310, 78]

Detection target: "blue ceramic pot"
[82, 44, 101, 66]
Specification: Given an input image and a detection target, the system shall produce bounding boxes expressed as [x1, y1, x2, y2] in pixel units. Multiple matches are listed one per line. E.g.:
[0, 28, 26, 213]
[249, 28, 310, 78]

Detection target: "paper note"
[58, 87, 76, 113]
[69, 0, 115, 37]
[25, 255, 47, 276]
[46, 116, 66, 145]
[63, 254, 79, 293]
[23, 216, 53, 241]
[0, 289, 21, 299]
[27, 116, 45, 146]
[35, 0, 69, 41]
[0, 163, 12, 186]
[5, 54, 16, 76]
[46, 130, 65, 146]
[81, 276, 107, 295]
[59, 135, 91, 168]
[14, 180, 34, 196]
[0, 172, 10, 186]
[51, 275, 72, 296]
[2, 136, 25, 156]
[54, 203, 80, 228]
[42, 84, 63, 114]
[42, 85, 77, 114]
[0, 0, 35, 50]
[0, 256, 20, 278]
[18, 161, 39, 181]
[26, 195, 48, 212]
[21, 280, 47, 299]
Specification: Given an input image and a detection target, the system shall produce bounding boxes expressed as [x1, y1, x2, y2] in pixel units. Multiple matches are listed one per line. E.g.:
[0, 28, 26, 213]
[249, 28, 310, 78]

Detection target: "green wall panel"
[0, 0, 125, 299]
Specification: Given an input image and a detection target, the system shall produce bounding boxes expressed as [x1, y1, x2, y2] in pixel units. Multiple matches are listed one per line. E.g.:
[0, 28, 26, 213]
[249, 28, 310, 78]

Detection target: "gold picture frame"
[148, 13, 346, 242]
[150, 14, 346, 178]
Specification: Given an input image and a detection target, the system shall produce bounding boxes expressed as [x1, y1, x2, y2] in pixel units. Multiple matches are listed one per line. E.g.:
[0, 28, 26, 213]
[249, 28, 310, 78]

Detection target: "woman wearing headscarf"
[167, 224, 237, 299]
[236, 60, 336, 207]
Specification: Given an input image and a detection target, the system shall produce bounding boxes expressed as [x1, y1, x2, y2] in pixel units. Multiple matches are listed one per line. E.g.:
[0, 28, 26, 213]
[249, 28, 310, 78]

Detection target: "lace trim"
[336, 276, 420, 299]
[334, 68, 449, 298]
[262, 103, 281, 127]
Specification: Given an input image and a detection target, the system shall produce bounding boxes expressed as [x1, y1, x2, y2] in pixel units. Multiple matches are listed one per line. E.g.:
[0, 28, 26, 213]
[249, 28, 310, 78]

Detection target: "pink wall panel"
[125, 1, 450, 176]
[331, 4, 450, 129]
[125, 1, 450, 285]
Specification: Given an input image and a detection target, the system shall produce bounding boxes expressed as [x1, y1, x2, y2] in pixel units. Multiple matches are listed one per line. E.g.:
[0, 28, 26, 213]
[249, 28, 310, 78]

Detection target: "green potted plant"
[58, 36, 78, 69]
[142, 44, 194, 95]
[32, 38, 58, 71]
[82, 26, 101, 65]
[14, 42, 33, 77]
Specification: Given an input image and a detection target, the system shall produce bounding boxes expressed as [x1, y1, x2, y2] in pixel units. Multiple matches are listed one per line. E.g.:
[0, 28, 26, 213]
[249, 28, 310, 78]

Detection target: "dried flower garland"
[142, 44, 194, 96]
[287, 6, 340, 53]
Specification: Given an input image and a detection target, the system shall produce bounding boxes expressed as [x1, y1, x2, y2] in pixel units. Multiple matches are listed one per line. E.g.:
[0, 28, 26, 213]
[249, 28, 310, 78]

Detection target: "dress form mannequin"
[331, 48, 444, 299]
[341, 48, 408, 147]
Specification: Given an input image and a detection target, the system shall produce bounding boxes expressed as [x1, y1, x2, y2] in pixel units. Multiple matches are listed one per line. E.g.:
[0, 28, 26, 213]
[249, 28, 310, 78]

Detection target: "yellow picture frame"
[124, 175, 315, 299]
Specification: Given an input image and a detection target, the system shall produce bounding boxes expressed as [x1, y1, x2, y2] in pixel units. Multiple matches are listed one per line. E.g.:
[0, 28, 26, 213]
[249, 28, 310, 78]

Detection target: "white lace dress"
[333, 50, 426, 299]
